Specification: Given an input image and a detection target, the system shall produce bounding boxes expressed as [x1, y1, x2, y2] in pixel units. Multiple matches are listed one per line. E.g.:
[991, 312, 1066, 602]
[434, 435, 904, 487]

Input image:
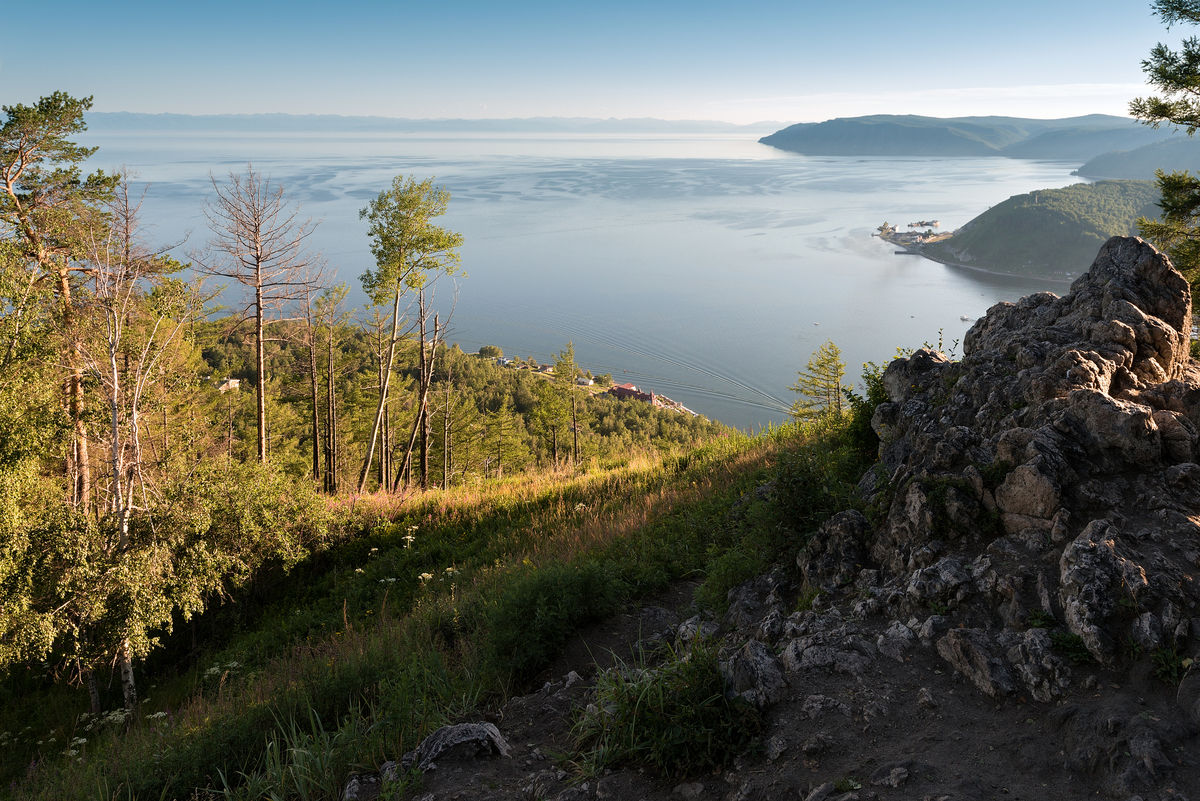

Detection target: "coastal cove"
[87, 128, 1085, 429]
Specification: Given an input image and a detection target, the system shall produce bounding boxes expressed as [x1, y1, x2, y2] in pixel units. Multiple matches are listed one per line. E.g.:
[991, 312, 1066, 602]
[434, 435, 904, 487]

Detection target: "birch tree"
[356, 176, 462, 493]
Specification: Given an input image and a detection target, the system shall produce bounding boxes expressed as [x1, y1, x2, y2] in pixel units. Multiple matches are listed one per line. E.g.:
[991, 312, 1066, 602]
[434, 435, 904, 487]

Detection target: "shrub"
[573, 641, 760, 778]
[478, 560, 626, 683]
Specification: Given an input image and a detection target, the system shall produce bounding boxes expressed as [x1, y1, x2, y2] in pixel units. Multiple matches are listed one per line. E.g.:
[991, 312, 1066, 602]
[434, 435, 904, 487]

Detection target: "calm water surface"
[86, 131, 1083, 429]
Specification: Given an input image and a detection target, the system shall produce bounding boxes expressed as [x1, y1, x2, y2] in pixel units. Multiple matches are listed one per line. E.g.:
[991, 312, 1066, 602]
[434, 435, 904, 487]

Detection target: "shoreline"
[877, 233, 1076, 285]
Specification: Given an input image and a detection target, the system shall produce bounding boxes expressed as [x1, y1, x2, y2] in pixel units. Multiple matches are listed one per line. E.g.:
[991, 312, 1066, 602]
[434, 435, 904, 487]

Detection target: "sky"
[0, 1, 1182, 124]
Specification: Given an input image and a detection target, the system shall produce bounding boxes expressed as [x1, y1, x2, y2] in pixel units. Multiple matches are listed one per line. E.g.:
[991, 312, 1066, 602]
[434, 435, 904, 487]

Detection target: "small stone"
[672, 781, 705, 799]
[766, 735, 788, 761]
[805, 782, 835, 801]
[870, 764, 910, 788]
[917, 687, 937, 709]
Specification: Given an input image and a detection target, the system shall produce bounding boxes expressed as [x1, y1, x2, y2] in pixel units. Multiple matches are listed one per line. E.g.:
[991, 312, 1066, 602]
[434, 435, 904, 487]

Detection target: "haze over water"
[87, 129, 1084, 430]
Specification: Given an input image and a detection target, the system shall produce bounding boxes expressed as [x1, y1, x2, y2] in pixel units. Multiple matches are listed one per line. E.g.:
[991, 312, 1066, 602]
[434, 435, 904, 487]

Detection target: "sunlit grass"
[3, 426, 809, 801]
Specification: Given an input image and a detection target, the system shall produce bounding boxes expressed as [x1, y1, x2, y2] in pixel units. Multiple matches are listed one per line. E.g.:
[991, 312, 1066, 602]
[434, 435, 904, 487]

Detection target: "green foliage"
[1151, 646, 1192, 685]
[573, 641, 761, 778]
[359, 175, 463, 302]
[1050, 631, 1095, 665]
[1138, 169, 1200, 298]
[1129, 1, 1200, 301]
[478, 561, 625, 682]
[773, 420, 866, 537]
[843, 360, 887, 460]
[1025, 610, 1056, 629]
[922, 180, 1161, 278]
[789, 339, 845, 420]
[1130, 1, 1200, 134]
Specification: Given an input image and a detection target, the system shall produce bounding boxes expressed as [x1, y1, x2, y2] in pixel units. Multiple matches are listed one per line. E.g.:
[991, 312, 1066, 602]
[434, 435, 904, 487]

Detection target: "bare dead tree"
[199, 165, 319, 464]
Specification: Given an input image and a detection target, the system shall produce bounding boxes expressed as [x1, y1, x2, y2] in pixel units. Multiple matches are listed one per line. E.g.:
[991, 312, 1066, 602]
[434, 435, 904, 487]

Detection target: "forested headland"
[917, 180, 1161, 278]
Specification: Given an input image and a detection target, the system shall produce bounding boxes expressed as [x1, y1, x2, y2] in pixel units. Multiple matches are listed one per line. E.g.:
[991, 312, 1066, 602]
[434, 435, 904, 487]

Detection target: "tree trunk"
[325, 317, 337, 493]
[254, 281, 267, 464]
[395, 305, 440, 493]
[571, 391, 579, 467]
[443, 364, 452, 490]
[418, 299, 430, 490]
[58, 267, 91, 509]
[357, 287, 402, 493]
[85, 667, 101, 716]
[306, 301, 321, 482]
[119, 639, 137, 711]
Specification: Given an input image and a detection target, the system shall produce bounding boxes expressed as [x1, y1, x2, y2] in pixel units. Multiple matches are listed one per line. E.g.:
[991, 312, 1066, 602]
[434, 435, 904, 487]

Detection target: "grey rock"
[799, 510, 872, 590]
[721, 638, 786, 709]
[676, 615, 718, 646]
[672, 781, 706, 799]
[400, 722, 511, 772]
[870, 762, 912, 788]
[905, 557, 972, 608]
[1176, 671, 1200, 726]
[1058, 520, 1149, 662]
[1005, 628, 1071, 702]
[936, 628, 1015, 697]
[917, 615, 949, 644]
[804, 783, 836, 801]
[876, 620, 917, 662]
[765, 734, 788, 761]
[782, 640, 871, 677]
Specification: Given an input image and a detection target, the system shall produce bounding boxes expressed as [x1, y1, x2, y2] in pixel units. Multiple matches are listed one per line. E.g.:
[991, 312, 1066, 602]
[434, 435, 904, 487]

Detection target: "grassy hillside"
[921, 180, 1160, 279]
[0, 386, 883, 801]
[759, 114, 1173, 161]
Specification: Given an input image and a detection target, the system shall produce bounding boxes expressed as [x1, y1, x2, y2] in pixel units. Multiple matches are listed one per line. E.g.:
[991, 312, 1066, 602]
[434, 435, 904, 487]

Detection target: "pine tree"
[1132, 1, 1200, 306]
[789, 339, 845, 420]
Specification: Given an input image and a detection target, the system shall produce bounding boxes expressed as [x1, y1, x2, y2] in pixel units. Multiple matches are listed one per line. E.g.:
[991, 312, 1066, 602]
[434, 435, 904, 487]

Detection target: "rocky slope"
[346, 237, 1200, 801]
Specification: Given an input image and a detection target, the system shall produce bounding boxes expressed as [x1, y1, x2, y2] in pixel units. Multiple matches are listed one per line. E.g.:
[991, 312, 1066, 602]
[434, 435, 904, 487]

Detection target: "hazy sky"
[0, 1, 1180, 124]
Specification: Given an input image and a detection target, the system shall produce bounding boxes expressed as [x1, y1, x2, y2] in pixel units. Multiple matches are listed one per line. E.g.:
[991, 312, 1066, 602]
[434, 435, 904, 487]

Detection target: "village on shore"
[874, 219, 952, 249]
[481, 352, 699, 416]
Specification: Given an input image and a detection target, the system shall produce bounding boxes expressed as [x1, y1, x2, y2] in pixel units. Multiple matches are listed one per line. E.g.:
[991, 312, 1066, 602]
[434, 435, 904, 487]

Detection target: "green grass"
[572, 640, 762, 779]
[2, 408, 880, 800]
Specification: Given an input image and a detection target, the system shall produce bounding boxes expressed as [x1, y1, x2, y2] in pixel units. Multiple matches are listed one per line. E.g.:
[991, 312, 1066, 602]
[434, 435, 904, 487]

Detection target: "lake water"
[85, 130, 1084, 429]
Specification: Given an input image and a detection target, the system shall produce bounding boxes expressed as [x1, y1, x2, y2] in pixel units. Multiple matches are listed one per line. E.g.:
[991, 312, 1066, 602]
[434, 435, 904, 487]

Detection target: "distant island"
[879, 180, 1160, 279]
[759, 114, 1180, 163]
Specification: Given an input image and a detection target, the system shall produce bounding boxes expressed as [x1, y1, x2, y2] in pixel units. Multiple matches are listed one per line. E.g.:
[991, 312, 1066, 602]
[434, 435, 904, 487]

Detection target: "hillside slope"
[1076, 136, 1200, 179]
[342, 237, 1200, 801]
[920, 180, 1160, 278]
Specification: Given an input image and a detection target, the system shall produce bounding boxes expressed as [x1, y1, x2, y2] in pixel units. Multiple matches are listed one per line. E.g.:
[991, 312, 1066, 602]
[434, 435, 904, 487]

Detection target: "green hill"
[1075, 136, 1200, 179]
[760, 114, 1174, 161]
[921, 180, 1161, 278]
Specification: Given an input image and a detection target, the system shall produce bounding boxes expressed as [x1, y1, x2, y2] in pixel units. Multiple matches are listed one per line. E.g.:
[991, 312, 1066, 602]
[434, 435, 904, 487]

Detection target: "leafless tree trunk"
[200, 165, 318, 465]
[304, 288, 321, 482]
[443, 363, 452, 490]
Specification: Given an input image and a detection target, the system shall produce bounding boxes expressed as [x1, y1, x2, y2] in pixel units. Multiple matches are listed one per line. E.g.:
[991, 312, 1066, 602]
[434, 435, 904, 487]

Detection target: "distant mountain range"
[87, 112, 783, 135]
[760, 114, 1183, 163]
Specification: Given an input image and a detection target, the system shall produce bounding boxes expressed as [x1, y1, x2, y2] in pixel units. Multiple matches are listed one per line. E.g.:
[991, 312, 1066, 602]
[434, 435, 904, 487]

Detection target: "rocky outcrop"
[856, 237, 1200, 668]
[343, 238, 1200, 801]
